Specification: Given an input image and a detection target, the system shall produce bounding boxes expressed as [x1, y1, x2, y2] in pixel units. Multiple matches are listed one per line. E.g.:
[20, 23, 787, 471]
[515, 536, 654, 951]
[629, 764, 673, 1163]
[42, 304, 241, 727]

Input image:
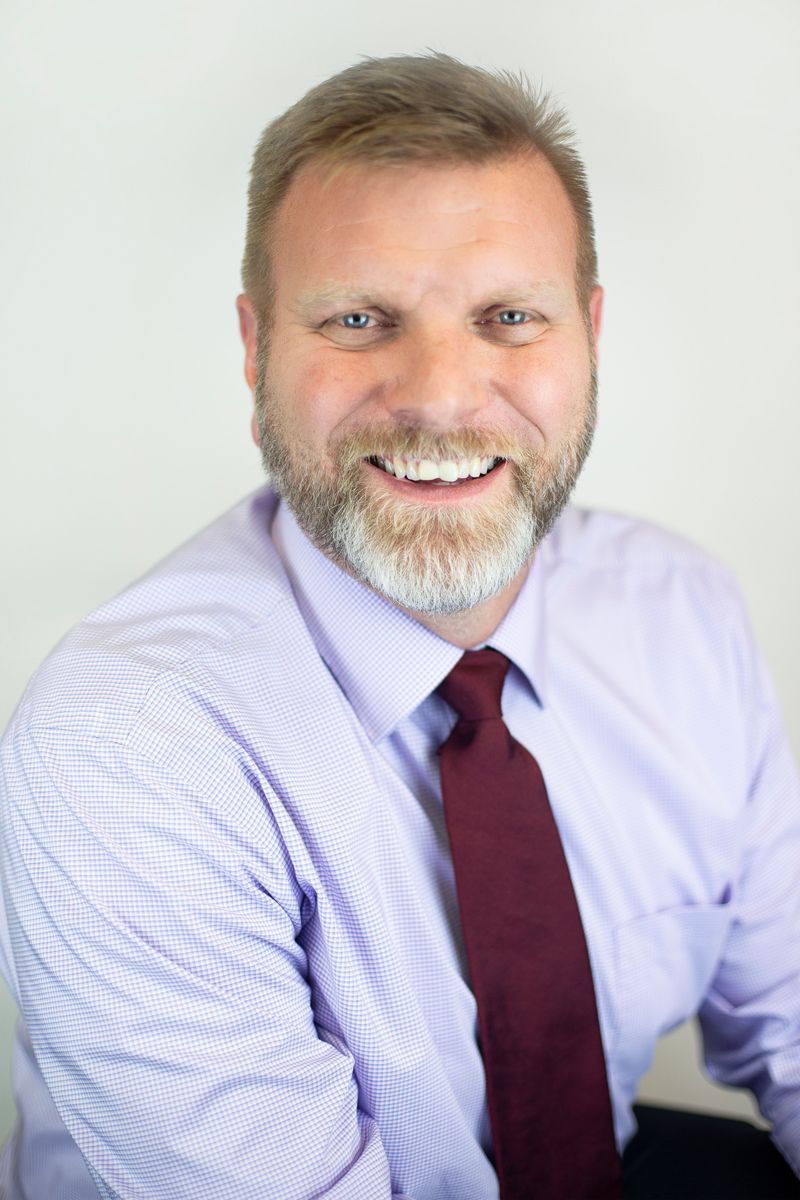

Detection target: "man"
[0, 52, 798, 1200]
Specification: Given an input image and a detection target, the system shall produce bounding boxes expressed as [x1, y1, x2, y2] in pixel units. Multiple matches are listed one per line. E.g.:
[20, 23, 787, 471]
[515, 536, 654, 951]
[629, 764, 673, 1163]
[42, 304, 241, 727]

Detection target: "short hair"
[242, 52, 597, 318]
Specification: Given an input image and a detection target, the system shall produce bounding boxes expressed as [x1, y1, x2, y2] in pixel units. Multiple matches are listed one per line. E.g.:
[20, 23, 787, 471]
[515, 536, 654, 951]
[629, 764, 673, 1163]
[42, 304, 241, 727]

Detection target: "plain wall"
[1, 0, 798, 1144]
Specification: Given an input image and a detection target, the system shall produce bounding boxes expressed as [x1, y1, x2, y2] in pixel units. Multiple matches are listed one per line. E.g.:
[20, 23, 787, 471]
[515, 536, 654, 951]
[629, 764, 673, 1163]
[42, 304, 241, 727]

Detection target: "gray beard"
[255, 348, 596, 616]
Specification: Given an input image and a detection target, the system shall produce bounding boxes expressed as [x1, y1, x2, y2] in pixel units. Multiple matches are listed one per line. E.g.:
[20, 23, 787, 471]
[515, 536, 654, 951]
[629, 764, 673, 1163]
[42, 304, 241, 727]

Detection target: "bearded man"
[0, 53, 798, 1200]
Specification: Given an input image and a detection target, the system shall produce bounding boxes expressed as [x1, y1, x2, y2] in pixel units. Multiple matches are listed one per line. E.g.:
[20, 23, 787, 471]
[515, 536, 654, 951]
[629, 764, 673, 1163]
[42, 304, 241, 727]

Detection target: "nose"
[382, 329, 490, 430]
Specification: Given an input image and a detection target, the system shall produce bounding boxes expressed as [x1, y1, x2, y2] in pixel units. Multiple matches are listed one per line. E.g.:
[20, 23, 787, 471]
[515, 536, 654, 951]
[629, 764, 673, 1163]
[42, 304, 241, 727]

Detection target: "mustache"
[332, 424, 535, 469]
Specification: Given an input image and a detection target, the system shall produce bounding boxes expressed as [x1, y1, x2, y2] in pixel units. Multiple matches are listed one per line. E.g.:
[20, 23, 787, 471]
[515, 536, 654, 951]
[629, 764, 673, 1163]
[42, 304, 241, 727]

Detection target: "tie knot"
[437, 648, 511, 722]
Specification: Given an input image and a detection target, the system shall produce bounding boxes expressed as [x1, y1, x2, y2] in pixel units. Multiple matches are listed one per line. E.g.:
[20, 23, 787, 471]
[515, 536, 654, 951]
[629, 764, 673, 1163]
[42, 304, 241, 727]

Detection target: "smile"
[367, 454, 505, 484]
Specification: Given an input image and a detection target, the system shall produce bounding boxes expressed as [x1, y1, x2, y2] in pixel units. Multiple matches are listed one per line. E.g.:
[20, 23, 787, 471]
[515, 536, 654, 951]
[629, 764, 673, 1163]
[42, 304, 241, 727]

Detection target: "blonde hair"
[242, 52, 597, 316]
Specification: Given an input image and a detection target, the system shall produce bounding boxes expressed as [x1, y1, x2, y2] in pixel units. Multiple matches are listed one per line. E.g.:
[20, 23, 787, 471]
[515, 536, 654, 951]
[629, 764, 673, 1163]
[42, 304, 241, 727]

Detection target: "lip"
[362, 457, 509, 503]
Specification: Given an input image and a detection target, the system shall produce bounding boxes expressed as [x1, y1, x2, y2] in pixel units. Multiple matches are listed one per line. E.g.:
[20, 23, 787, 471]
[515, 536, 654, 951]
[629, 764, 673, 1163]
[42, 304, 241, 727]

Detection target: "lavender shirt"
[0, 486, 798, 1199]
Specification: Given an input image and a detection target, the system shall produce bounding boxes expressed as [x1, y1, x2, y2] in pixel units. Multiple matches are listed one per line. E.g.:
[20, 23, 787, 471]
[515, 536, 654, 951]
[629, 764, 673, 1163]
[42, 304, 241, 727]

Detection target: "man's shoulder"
[547, 505, 735, 580]
[9, 486, 303, 743]
[542, 506, 754, 684]
[542, 505, 750, 650]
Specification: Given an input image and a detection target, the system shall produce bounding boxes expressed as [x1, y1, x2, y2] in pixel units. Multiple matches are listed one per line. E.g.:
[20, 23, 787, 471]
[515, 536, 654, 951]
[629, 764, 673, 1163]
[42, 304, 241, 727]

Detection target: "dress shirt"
[0, 485, 798, 1199]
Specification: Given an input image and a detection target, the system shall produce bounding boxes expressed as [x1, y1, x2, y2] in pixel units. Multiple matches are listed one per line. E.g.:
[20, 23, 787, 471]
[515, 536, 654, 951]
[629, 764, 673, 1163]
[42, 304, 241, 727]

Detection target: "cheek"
[267, 352, 379, 449]
[502, 342, 592, 434]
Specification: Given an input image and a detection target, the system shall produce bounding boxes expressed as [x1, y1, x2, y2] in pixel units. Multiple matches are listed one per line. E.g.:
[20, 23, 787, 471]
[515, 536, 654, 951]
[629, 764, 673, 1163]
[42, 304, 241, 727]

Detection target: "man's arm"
[0, 723, 404, 1199]
[697, 591, 800, 1175]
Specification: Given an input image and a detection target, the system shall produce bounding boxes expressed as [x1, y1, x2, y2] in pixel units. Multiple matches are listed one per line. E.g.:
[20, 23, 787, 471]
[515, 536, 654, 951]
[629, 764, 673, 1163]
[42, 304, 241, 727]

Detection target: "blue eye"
[322, 309, 395, 346]
[497, 310, 528, 325]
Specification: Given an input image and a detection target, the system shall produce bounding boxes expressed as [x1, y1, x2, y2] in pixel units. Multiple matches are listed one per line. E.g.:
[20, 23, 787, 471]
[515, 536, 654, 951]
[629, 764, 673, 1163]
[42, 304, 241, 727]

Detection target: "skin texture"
[237, 153, 603, 648]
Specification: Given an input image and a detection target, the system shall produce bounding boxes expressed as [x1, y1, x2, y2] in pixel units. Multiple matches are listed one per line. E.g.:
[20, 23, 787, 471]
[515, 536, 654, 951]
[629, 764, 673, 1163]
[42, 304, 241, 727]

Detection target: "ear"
[588, 285, 604, 356]
[236, 294, 259, 394]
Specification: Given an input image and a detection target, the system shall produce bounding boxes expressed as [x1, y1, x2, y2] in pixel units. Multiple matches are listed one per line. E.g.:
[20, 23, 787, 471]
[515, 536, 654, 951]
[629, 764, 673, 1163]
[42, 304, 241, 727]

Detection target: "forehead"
[270, 154, 579, 302]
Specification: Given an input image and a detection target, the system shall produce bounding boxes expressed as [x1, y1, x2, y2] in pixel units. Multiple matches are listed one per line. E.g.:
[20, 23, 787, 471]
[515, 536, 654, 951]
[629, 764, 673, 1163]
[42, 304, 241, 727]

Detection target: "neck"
[401, 562, 531, 649]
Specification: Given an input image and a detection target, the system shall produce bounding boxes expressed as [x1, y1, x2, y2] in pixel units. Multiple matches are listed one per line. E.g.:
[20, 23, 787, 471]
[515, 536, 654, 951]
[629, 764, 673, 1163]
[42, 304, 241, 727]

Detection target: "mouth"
[366, 454, 506, 486]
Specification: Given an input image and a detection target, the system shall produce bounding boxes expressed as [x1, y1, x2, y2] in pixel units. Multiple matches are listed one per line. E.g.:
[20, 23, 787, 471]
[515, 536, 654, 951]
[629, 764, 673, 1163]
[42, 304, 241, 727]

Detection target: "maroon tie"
[437, 648, 622, 1200]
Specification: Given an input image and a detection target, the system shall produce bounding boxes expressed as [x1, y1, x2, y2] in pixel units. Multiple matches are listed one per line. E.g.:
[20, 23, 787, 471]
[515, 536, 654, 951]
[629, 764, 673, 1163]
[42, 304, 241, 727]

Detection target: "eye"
[341, 312, 374, 329]
[320, 308, 396, 348]
[476, 306, 546, 344]
[496, 309, 530, 325]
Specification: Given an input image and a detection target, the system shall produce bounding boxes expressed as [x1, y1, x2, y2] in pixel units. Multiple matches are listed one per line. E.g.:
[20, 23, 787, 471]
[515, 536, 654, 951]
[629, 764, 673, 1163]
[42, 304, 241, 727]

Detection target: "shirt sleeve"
[0, 722, 407, 1200]
[696, 585, 800, 1175]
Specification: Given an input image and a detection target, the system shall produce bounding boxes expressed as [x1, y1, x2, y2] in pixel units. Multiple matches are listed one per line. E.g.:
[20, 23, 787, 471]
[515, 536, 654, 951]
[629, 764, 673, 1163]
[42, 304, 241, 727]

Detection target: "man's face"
[239, 153, 602, 615]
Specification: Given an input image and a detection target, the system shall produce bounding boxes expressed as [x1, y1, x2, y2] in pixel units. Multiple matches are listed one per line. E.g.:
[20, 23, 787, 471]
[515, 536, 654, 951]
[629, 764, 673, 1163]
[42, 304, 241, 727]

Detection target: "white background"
[1, 0, 798, 1144]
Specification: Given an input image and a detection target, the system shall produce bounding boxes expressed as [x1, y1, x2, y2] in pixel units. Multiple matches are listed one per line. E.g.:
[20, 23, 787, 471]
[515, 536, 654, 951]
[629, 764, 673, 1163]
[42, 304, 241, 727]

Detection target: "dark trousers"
[622, 1105, 800, 1199]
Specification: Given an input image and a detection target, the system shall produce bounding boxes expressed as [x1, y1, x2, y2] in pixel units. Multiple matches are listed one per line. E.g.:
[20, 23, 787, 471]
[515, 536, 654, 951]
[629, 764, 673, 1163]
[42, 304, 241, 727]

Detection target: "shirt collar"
[271, 498, 548, 742]
[489, 545, 548, 707]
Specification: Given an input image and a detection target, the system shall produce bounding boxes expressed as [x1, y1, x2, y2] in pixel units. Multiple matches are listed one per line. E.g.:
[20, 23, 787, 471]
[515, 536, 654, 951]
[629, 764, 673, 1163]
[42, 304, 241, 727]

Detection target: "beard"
[255, 339, 597, 616]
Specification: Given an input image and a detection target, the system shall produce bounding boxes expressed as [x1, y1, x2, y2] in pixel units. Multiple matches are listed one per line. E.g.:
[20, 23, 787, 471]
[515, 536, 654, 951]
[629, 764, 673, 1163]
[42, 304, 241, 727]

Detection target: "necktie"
[437, 648, 621, 1200]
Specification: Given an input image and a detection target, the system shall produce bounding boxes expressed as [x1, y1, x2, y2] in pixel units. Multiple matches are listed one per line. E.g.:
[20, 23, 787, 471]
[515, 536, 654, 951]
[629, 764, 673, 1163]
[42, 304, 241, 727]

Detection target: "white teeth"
[374, 454, 500, 481]
[415, 458, 460, 482]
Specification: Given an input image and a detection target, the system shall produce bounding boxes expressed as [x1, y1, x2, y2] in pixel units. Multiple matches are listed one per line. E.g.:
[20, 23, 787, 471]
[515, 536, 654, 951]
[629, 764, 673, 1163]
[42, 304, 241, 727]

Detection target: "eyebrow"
[291, 285, 393, 318]
[484, 284, 563, 306]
